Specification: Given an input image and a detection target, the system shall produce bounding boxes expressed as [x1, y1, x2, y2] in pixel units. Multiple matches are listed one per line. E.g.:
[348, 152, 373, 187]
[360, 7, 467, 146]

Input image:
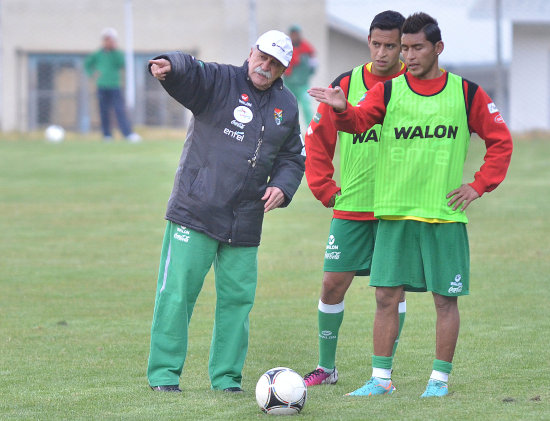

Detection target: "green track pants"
[147, 222, 258, 390]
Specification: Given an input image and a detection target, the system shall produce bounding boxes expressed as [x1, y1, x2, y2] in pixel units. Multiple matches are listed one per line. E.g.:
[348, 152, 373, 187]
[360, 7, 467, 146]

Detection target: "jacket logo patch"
[487, 102, 499, 114]
[234, 106, 253, 123]
[239, 93, 251, 107]
[231, 119, 245, 129]
[274, 108, 283, 125]
[313, 112, 321, 123]
[223, 127, 244, 142]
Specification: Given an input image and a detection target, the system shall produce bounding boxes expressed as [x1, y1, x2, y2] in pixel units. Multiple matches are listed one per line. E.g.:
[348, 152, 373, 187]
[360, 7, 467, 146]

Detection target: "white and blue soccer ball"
[255, 367, 307, 415]
[44, 125, 65, 143]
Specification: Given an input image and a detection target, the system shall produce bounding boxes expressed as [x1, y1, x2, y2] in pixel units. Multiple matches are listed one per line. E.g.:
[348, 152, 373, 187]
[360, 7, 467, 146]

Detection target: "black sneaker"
[151, 385, 182, 392]
[223, 387, 244, 393]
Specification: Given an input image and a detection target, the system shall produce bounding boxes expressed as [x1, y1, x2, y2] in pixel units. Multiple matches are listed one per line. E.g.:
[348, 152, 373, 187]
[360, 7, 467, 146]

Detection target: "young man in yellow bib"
[303, 10, 407, 387]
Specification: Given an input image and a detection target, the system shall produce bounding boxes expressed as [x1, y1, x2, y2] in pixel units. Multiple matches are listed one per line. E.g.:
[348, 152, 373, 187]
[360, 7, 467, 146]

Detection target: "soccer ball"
[255, 367, 307, 415]
[45, 125, 65, 143]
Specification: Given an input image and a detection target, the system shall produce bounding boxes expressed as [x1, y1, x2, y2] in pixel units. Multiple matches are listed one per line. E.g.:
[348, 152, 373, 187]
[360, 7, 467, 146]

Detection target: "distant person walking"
[84, 28, 141, 142]
[283, 25, 317, 127]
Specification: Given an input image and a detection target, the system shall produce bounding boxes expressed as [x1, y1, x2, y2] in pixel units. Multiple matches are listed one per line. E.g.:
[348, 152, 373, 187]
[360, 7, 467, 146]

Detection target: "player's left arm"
[464, 81, 513, 196]
[447, 82, 513, 211]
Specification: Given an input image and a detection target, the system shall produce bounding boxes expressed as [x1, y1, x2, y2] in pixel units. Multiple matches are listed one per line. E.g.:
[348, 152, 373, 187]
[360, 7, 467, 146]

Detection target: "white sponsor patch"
[234, 105, 253, 123]
[448, 274, 463, 294]
[487, 102, 499, 114]
[231, 119, 245, 129]
[223, 128, 244, 142]
[174, 226, 190, 243]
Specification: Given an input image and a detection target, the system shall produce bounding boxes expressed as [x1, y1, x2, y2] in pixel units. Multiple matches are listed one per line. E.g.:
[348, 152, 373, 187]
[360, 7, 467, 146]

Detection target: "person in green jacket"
[283, 25, 317, 128]
[85, 28, 141, 142]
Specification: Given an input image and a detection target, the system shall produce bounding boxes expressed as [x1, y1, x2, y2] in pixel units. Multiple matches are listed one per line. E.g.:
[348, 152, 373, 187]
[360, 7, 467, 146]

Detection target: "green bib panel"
[376, 73, 470, 222]
[334, 65, 380, 212]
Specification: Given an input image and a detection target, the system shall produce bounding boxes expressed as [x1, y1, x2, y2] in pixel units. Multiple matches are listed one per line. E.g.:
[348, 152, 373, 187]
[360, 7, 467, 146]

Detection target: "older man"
[147, 30, 305, 393]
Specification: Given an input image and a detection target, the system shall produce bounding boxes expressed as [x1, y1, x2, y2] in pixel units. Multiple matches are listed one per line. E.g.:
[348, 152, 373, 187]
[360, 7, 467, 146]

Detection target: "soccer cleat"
[303, 367, 339, 386]
[421, 379, 448, 397]
[223, 387, 244, 393]
[345, 376, 395, 396]
[150, 385, 182, 392]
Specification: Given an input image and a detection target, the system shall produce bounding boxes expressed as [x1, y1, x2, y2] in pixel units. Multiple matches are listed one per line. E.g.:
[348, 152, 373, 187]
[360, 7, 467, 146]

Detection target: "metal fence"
[27, 52, 188, 133]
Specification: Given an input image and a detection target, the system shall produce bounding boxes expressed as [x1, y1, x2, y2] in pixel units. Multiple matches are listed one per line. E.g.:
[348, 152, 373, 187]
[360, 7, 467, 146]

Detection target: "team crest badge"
[274, 108, 283, 125]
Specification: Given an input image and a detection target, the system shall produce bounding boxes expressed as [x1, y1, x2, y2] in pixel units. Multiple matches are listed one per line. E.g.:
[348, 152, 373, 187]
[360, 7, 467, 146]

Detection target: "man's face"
[368, 28, 402, 76]
[102, 36, 117, 51]
[401, 31, 443, 79]
[248, 48, 286, 91]
[290, 31, 301, 47]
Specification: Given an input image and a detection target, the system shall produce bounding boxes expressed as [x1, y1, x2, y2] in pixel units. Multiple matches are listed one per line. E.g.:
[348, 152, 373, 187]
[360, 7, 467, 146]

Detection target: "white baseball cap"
[101, 27, 118, 40]
[255, 30, 293, 67]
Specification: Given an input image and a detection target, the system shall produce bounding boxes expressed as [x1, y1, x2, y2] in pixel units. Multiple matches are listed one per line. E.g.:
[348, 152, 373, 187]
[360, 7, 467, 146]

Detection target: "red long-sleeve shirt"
[331, 71, 513, 197]
[305, 63, 406, 220]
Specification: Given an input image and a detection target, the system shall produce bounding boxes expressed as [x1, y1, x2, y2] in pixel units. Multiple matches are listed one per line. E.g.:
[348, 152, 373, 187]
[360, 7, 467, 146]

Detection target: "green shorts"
[323, 218, 378, 276]
[370, 220, 470, 296]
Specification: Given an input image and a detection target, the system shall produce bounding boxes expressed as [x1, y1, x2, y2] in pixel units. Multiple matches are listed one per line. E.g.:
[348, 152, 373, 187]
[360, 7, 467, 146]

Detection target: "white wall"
[510, 23, 550, 132]
[326, 29, 370, 86]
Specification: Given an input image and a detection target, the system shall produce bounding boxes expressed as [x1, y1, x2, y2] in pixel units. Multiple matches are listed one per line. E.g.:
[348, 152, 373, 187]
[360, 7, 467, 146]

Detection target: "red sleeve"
[331, 81, 386, 134]
[465, 82, 513, 195]
[301, 39, 315, 56]
[304, 77, 350, 206]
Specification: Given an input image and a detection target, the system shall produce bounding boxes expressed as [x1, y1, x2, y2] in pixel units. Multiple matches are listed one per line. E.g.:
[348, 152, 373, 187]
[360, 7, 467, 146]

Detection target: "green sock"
[392, 300, 406, 357]
[433, 359, 452, 374]
[431, 359, 452, 383]
[372, 355, 393, 380]
[317, 301, 344, 370]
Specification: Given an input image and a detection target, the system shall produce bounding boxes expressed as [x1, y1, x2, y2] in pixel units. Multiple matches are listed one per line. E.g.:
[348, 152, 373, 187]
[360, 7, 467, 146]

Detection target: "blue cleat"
[345, 376, 395, 396]
[421, 379, 449, 397]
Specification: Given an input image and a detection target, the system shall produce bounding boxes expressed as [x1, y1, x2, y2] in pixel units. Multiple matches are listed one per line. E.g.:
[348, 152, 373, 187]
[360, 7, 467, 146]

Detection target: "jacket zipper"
[249, 125, 265, 168]
[230, 94, 267, 243]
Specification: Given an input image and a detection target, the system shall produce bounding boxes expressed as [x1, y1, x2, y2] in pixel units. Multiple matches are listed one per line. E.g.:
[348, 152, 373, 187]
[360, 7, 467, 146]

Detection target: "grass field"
[1, 131, 549, 420]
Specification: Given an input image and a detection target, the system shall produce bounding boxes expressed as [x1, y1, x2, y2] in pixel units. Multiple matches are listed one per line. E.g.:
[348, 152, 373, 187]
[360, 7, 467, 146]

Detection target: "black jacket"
[153, 52, 305, 246]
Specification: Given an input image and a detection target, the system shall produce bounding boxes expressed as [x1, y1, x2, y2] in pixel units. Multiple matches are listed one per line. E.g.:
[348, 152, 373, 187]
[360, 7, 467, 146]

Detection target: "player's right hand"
[149, 59, 172, 81]
[327, 190, 341, 208]
[308, 86, 347, 112]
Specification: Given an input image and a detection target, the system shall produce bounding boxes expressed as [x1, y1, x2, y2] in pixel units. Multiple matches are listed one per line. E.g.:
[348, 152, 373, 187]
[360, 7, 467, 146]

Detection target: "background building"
[1, 0, 549, 134]
[470, 0, 550, 132]
[0, 0, 327, 133]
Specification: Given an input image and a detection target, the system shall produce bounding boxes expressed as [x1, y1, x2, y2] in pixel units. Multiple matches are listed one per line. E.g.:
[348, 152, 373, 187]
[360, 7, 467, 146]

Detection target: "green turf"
[0, 133, 548, 419]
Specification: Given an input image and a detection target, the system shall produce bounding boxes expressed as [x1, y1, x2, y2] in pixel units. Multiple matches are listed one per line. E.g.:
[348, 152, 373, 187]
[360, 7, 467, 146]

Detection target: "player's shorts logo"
[448, 274, 463, 294]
